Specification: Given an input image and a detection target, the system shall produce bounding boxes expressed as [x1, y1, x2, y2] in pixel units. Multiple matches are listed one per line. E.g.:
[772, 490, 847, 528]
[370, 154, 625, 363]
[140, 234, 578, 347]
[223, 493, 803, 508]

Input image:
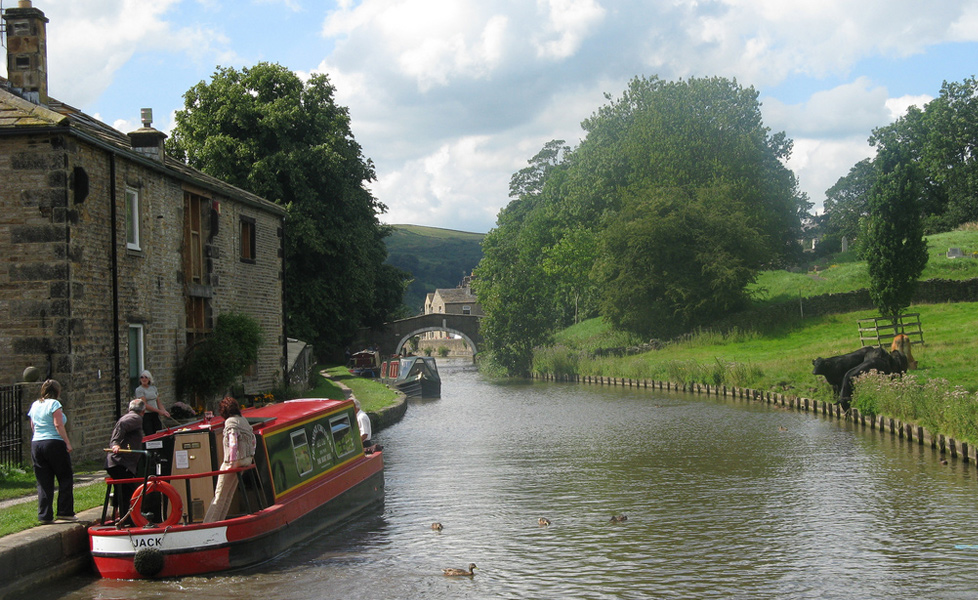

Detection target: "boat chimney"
[2, 0, 50, 104]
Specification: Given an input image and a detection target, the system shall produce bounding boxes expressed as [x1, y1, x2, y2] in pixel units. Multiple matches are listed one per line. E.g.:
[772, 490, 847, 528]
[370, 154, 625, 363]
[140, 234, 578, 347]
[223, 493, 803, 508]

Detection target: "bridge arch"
[394, 326, 479, 357]
[354, 313, 483, 358]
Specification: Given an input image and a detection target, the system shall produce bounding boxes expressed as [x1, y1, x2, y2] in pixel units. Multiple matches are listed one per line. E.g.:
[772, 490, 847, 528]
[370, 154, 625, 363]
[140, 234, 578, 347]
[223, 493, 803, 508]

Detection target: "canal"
[36, 359, 978, 599]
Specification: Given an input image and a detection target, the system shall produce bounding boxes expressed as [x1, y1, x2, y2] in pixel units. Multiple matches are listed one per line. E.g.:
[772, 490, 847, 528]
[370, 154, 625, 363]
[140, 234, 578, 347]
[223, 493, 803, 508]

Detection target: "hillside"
[385, 225, 485, 314]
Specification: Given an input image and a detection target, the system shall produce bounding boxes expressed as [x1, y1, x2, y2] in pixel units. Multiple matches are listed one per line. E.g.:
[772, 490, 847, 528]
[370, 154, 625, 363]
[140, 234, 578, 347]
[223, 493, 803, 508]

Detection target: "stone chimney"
[2, 0, 49, 104]
[128, 108, 168, 162]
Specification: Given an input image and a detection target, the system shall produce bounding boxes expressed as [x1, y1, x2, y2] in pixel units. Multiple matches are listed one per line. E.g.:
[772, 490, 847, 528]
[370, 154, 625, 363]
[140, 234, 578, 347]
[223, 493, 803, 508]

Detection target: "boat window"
[330, 414, 357, 458]
[290, 430, 314, 476]
[389, 362, 400, 378]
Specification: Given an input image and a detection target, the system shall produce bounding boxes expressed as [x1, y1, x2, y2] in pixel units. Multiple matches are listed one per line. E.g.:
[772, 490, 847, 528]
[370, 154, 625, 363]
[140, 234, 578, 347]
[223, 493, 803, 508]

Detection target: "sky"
[4, 0, 978, 234]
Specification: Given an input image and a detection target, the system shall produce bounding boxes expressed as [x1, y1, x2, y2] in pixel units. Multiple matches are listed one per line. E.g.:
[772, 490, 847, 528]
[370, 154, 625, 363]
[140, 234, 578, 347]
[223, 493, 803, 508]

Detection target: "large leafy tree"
[864, 132, 929, 319]
[168, 63, 406, 354]
[585, 76, 807, 336]
[594, 185, 767, 337]
[826, 76, 978, 236]
[476, 76, 807, 372]
[919, 77, 978, 229]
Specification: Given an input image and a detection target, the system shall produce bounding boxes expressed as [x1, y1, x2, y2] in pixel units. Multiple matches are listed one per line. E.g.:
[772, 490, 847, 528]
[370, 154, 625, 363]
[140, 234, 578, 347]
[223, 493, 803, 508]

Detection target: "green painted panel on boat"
[264, 408, 360, 496]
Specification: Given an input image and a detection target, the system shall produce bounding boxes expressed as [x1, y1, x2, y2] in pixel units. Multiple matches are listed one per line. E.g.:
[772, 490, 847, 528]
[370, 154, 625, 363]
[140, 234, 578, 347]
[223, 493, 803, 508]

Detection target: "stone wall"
[1, 129, 285, 460]
[714, 278, 978, 333]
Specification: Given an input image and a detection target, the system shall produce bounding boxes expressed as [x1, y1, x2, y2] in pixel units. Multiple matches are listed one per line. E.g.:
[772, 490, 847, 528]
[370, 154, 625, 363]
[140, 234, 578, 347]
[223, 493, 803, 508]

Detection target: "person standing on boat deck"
[204, 396, 257, 523]
[27, 379, 75, 523]
[134, 370, 170, 435]
[106, 399, 145, 523]
[354, 398, 371, 445]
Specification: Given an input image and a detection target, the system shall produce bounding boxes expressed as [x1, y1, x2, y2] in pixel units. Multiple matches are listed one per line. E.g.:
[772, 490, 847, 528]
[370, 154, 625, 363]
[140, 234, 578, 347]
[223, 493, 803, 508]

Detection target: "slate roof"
[435, 287, 478, 304]
[0, 77, 285, 216]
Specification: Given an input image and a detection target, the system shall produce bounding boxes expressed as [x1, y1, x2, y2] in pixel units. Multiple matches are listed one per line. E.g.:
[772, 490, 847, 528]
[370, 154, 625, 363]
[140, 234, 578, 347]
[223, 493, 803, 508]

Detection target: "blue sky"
[5, 0, 978, 234]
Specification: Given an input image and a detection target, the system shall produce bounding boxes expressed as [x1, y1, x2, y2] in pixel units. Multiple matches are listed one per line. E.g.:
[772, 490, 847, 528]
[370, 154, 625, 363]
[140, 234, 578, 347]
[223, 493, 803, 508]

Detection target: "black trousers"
[106, 464, 138, 521]
[31, 439, 74, 521]
[142, 412, 162, 435]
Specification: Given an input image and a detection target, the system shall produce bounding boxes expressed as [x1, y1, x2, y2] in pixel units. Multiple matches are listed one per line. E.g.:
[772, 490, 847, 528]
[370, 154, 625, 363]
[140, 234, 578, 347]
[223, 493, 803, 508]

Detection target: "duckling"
[609, 514, 627, 523]
[431, 522, 443, 531]
[443, 563, 477, 576]
[778, 425, 788, 432]
[538, 517, 551, 526]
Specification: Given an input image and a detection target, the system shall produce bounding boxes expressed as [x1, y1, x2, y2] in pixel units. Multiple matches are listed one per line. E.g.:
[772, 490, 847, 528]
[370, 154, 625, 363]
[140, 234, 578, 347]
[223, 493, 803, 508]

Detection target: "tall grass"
[852, 372, 978, 443]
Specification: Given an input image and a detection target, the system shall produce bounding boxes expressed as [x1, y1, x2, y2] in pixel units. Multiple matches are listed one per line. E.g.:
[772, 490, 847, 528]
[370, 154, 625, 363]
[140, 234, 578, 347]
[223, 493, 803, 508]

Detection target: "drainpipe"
[110, 153, 122, 421]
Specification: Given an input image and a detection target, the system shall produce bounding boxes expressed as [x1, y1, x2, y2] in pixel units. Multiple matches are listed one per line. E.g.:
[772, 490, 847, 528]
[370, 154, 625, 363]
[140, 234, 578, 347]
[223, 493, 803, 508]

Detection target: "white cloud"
[2, 0, 233, 109]
[533, 0, 606, 60]
[885, 95, 933, 119]
[10, 0, 977, 233]
[762, 78, 893, 139]
[787, 137, 876, 213]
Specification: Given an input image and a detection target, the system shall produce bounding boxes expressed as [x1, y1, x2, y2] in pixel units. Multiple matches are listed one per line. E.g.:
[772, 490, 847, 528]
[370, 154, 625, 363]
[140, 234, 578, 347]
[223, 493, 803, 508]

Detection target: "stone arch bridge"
[353, 313, 483, 357]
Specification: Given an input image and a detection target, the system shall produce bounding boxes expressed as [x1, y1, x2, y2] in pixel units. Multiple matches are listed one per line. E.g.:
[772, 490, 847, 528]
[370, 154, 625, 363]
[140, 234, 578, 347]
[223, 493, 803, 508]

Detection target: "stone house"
[422, 274, 483, 340]
[0, 2, 287, 458]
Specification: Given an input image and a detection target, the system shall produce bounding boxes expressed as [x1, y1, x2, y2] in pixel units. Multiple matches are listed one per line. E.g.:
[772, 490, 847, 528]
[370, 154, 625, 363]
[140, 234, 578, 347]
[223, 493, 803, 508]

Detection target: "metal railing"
[0, 383, 24, 468]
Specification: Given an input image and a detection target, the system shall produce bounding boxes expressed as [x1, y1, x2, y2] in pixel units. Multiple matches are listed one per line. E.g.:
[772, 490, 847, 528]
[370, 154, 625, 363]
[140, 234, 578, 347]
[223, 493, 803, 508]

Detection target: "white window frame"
[128, 324, 145, 392]
[125, 187, 140, 250]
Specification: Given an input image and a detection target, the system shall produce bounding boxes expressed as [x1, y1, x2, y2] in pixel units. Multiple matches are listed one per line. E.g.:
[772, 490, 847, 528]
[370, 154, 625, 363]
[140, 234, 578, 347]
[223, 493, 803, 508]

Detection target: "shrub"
[176, 312, 263, 409]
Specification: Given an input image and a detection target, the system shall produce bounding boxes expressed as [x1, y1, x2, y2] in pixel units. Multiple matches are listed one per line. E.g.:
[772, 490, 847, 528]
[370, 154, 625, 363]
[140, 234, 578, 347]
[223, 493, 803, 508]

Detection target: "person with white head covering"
[354, 398, 371, 445]
[134, 370, 170, 435]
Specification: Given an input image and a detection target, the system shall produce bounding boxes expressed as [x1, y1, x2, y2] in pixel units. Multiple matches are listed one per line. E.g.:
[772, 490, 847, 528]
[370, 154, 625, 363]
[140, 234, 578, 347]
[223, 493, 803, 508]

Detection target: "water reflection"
[35, 359, 978, 599]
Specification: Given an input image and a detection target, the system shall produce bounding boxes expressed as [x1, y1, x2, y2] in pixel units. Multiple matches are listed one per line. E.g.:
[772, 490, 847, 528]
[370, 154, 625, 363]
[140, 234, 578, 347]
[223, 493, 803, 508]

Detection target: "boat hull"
[90, 454, 384, 579]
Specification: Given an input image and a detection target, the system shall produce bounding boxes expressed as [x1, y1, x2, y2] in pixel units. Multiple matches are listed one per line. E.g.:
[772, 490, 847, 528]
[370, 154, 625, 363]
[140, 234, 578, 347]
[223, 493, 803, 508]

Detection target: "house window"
[462, 306, 471, 315]
[125, 188, 140, 250]
[184, 192, 205, 284]
[128, 325, 144, 393]
[240, 217, 256, 263]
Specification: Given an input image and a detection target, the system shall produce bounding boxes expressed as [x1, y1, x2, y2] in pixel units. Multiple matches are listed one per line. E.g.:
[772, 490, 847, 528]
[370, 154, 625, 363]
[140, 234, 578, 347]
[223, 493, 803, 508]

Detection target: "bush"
[176, 312, 263, 409]
[852, 372, 978, 443]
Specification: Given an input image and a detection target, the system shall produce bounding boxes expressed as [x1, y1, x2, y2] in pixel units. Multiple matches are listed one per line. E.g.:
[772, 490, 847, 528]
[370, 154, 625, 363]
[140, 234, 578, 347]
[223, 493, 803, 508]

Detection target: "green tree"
[168, 63, 407, 354]
[864, 135, 929, 320]
[821, 158, 875, 252]
[919, 77, 978, 229]
[176, 312, 262, 406]
[584, 76, 806, 336]
[594, 186, 765, 337]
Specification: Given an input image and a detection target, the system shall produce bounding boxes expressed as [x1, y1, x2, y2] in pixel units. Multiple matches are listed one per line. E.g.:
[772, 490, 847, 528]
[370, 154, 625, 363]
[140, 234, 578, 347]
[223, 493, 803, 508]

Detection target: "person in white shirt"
[354, 398, 371, 446]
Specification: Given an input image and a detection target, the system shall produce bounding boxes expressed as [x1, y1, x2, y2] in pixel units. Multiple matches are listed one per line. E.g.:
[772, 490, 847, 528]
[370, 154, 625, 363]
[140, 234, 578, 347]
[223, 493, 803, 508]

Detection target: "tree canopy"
[475, 76, 808, 374]
[822, 75, 978, 240]
[168, 63, 407, 355]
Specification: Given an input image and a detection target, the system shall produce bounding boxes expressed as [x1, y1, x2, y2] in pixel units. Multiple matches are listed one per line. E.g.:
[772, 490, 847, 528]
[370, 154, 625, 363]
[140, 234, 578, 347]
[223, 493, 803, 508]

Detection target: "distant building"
[422, 274, 482, 339]
[0, 2, 287, 457]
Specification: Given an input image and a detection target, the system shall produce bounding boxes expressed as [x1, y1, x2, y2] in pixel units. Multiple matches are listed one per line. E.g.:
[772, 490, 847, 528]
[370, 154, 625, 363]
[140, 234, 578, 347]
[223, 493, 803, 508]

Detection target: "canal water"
[39, 359, 978, 599]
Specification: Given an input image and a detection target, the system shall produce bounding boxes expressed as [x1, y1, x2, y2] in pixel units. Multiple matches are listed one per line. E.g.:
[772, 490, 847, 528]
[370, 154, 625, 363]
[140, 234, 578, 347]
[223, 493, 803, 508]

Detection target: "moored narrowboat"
[88, 398, 384, 579]
[347, 349, 381, 378]
[379, 355, 441, 398]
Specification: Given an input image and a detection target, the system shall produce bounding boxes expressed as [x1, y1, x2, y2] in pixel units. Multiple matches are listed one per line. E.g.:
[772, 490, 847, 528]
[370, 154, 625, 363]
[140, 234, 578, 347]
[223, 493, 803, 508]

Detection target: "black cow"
[812, 346, 881, 395]
[837, 348, 909, 408]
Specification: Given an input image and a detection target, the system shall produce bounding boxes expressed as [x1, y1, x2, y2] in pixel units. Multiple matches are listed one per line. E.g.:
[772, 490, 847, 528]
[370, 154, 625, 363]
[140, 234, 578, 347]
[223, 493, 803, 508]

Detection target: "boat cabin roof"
[146, 397, 353, 440]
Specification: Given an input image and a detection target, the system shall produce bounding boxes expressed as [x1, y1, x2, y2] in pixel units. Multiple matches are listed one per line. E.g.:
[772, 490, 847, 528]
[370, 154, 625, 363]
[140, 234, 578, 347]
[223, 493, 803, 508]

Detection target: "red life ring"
[130, 481, 183, 528]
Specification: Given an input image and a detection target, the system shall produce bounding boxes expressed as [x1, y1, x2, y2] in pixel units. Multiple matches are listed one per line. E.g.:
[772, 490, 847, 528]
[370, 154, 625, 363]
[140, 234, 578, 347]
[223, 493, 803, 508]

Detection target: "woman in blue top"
[27, 379, 75, 523]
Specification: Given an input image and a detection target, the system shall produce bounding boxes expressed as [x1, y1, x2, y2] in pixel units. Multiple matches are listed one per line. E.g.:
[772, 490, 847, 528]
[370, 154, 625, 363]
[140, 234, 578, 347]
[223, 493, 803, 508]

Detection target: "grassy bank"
[319, 365, 400, 411]
[534, 302, 978, 442]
